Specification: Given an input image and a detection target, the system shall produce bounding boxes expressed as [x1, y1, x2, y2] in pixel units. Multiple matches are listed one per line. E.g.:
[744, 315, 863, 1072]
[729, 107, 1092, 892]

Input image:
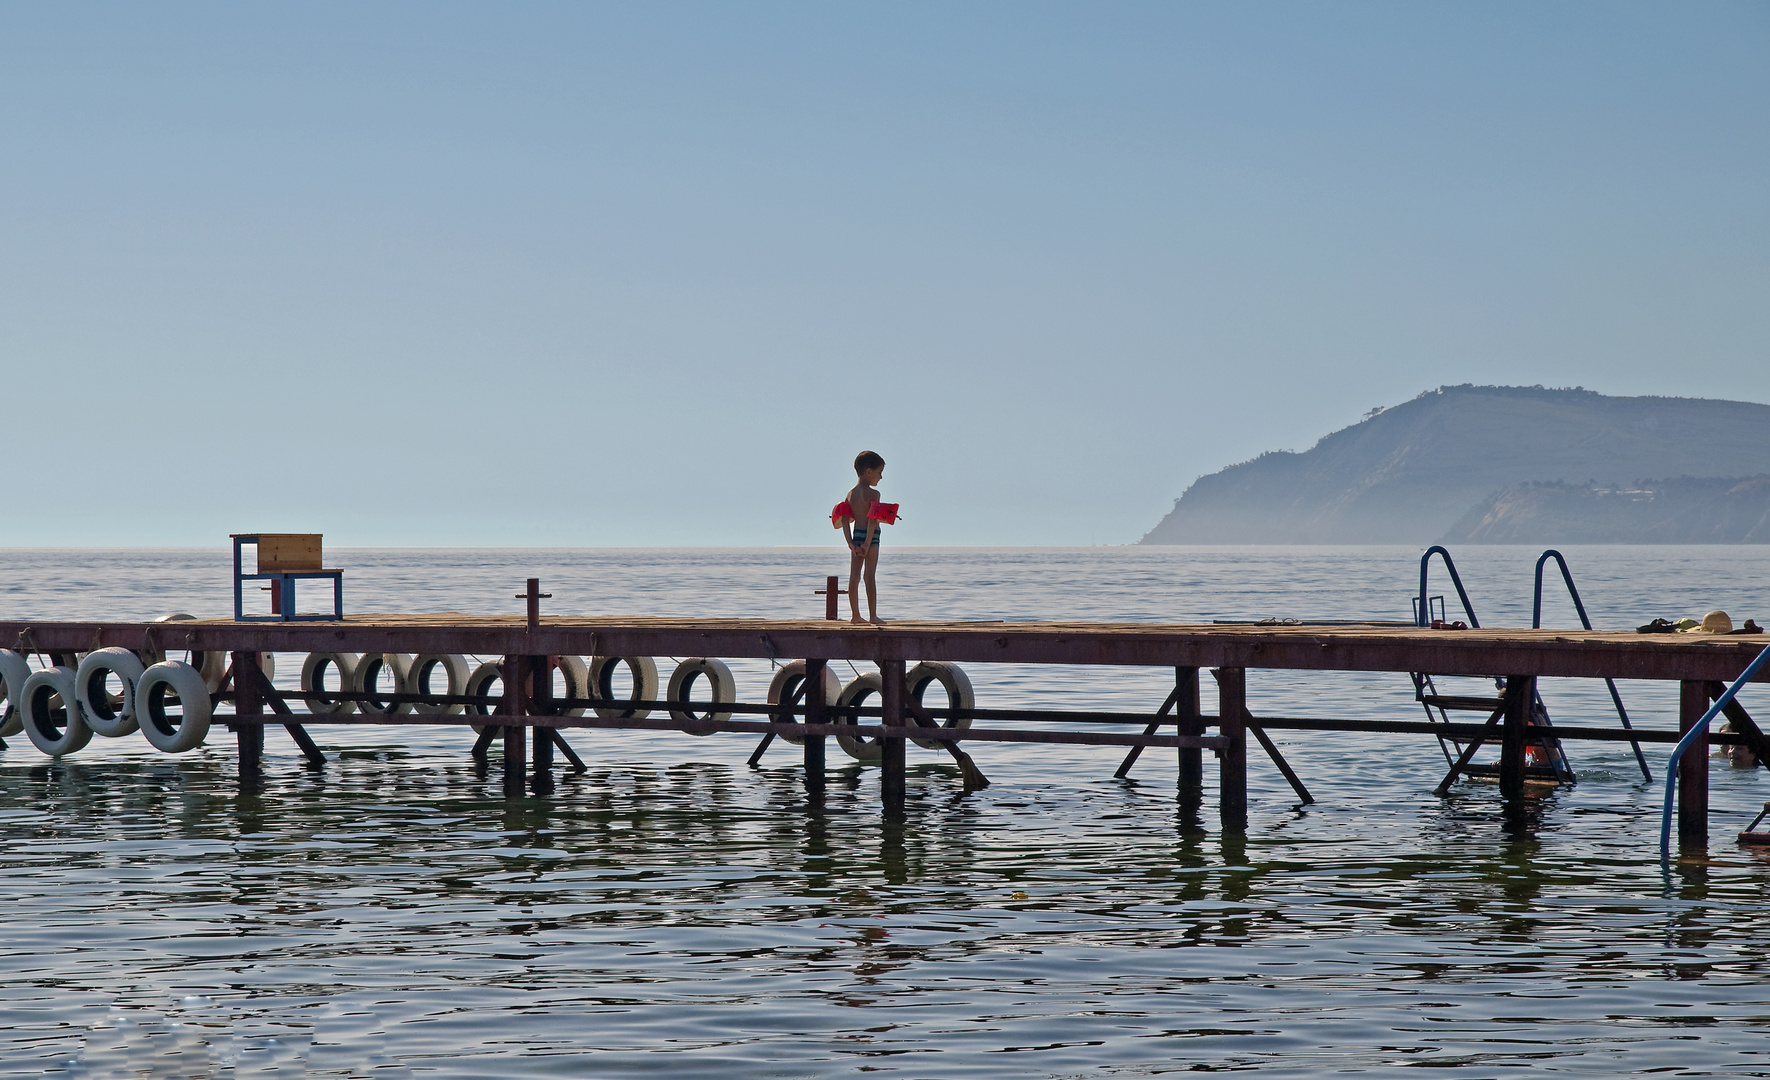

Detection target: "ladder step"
[1458, 763, 1565, 781]
[1422, 695, 1505, 711]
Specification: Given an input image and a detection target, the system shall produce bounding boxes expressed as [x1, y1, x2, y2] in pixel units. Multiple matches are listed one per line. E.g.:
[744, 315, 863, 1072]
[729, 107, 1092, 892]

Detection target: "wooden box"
[254, 534, 323, 573]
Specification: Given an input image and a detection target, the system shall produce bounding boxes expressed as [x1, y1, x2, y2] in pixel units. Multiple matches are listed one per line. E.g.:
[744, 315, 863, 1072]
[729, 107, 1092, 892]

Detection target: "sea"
[2, 545, 1769, 1078]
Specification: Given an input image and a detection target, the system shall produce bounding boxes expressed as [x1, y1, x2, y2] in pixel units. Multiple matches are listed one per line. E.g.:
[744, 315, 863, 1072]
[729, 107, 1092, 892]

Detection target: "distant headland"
[1139, 385, 1770, 544]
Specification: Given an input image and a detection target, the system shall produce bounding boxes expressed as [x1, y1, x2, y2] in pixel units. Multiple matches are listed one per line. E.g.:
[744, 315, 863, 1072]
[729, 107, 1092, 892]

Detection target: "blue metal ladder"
[1533, 549, 1651, 782]
[1415, 546, 1575, 788]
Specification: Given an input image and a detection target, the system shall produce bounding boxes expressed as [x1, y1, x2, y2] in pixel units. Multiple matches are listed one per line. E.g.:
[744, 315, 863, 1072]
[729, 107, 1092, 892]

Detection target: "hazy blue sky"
[3, 2, 1765, 546]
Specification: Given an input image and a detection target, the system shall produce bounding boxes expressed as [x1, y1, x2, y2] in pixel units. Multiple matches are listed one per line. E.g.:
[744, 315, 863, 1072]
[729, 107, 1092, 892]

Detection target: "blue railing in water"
[1661, 640, 1770, 854]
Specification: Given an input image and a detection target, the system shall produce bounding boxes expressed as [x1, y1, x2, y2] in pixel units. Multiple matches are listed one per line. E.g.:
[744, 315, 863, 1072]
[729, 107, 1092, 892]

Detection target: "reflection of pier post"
[1679, 680, 1710, 843]
[1214, 667, 1246, 831]
[803, 659, 828, 797]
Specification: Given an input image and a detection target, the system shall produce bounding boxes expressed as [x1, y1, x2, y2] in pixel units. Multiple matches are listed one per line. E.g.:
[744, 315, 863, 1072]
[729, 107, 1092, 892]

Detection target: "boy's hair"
[854, 450, 884, 475]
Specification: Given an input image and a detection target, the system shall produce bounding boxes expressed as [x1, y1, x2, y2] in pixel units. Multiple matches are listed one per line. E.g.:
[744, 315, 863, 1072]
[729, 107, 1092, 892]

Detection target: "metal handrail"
[1534, 549, 1651, 782]
[1418, 546, 1479, 628]
[1661, 641, 1770, 854]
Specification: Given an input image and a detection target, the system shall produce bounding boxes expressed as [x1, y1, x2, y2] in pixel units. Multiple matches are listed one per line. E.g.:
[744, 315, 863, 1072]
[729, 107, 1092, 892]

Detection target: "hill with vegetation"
[1139, 385, 1770, 544]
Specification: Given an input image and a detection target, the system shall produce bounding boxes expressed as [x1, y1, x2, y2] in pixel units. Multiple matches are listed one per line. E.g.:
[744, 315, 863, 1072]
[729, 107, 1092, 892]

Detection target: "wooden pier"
[4, 607, 1767, 843]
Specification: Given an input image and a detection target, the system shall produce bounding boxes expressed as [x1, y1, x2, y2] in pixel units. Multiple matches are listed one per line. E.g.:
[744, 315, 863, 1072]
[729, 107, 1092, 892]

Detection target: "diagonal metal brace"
[906, 700, 989, 790]
[238, 661, 327, 767]
[1433, 704, 1505, 795]
[1113, 686, 1183, 778]
[748, 679, 809, 767]
[1245, 713, 1313, 804]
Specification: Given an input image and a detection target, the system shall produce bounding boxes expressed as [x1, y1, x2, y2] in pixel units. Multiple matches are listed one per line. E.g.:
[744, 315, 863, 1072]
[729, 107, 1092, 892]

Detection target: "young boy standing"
[843, 450, 887, 624]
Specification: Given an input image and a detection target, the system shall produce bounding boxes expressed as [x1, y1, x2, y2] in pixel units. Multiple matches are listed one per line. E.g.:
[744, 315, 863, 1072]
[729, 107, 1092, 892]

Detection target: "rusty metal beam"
[221, 710, 1228, 748]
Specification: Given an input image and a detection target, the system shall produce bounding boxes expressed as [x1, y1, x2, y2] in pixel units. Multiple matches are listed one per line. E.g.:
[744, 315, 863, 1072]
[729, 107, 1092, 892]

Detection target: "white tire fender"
[555, 654, 590, 717]
[0, 648, 31, 738]
[300, 652, 360, 716]
[136, 661, 212, 753]
[905, 661, 975, 750]
[465, 660, 504, 734]
[834, 672, 884, 762]
[587, 655, 658, 719]
[150, 614, 240, 691]
[75, 647, 146, 738]
[408, 654, 469, 715]
[353, 654, 413, 717]
[20, 667, 91, 756]
[666, 657, 736, 732]
[766, 661, 842, 746]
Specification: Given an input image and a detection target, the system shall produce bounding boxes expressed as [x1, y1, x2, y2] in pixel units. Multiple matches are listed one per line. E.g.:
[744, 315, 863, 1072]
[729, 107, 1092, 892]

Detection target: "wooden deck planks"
[2, 615, 1764, 683]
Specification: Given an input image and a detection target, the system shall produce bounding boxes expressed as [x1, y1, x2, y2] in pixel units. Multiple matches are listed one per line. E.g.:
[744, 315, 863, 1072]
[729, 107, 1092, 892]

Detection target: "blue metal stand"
[233, 535, 345, 622]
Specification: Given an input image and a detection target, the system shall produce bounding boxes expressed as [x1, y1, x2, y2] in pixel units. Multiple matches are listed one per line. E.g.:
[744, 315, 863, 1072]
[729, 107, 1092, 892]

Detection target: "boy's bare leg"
[864, 545, 882, 623]
[849, 547, 866, 623]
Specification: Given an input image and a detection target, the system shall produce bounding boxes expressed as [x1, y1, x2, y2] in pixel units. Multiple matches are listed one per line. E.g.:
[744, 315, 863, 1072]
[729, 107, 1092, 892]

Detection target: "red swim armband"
[867, 502, 900, 525]
[831, 501, 855, 528]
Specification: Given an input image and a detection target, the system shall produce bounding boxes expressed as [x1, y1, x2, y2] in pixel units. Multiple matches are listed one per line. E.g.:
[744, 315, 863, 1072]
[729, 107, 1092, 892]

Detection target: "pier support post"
[880, 659, 906, 821]
[531, 656, 555, 779]
[1499, 675, 1534, 802]
[1175, 667, 1202, 802]
[1214, 667, 1247, 832]
[1679, 680, 1710, 843]
[803, 659, 828, 796]
[234, 651, 263, 781]
[502, 656, 528, 798]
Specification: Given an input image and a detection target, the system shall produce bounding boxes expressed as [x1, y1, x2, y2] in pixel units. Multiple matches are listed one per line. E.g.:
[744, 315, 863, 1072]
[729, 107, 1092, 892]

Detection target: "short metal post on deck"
[803, 659, 828, 794]
[1215, 667, 1247, 831]
[880, 658, 907, 821]
[1499, 675, 1534, 801]
[1176, 667, 1202, 801]
[1679, 680, 1710, 843]
[502, 656, 528, 797]
[234, 650, 264, 780]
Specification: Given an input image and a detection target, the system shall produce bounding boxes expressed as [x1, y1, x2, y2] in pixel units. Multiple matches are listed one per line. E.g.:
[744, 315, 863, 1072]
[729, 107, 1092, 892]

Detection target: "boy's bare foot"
[851, 615, 867, 624]
[870, 616, 885, 625]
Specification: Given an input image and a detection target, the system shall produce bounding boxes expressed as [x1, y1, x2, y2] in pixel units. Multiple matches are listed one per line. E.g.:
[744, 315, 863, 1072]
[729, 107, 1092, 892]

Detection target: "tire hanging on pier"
[407, 654, 469, 715]
[19, 666, 91, 756]
[300, 652, 360, 716]
[0, 648, 31, 738]
[766, 660, 842, 746]
[555, 654, 590, 717]
[353, 653, 413, 717]
[587, 655, 658, 719]
[666, 657, 736, 732]
[136, 661, 212, 753]
[905, 661, 974, 750]
[466, 660, 504, 734]
[75, 647, 146, 738]
[835, 672, 885, 762]
[154, 612, 233, 690]
[146, 613, 193, 664]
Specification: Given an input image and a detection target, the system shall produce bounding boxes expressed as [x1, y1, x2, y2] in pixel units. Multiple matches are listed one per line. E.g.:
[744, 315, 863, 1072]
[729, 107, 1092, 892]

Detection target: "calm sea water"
[3, 545, 1769, 1078]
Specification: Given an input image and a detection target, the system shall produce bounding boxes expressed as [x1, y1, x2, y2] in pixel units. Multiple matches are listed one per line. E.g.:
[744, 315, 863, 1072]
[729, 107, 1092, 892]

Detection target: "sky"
[2, 1, 1765, 546]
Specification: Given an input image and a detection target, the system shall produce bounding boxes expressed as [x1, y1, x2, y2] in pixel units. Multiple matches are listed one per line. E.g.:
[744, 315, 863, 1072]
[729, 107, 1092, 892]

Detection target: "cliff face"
[1442, 477, 1770, 544]
[1139, 386, 1770, 544]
